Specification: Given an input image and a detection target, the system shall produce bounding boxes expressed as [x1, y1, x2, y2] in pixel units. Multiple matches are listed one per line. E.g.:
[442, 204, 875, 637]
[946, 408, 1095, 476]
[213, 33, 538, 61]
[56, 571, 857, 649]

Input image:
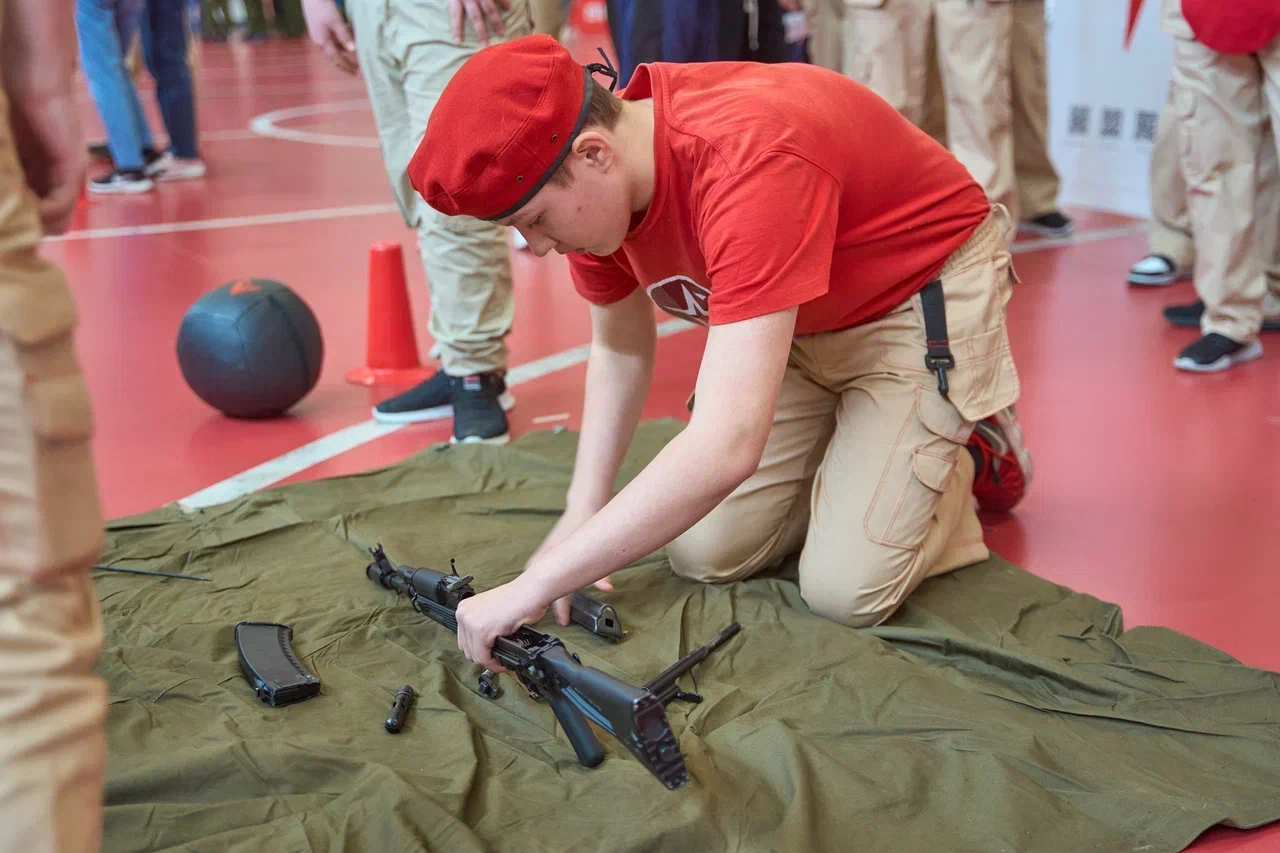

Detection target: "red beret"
[408, 34, 606, 221]
[1181, 0, 1280, 55]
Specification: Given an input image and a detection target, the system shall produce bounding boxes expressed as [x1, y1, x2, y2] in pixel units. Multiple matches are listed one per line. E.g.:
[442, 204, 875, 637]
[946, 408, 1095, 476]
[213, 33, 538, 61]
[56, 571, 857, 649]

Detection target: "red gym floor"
[50, 33, 1279, 852]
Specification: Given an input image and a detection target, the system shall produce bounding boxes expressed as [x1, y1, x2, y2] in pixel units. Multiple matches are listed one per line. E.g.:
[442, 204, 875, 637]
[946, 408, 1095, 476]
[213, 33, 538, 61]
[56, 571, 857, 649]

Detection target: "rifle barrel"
[643, 622, 740, 695]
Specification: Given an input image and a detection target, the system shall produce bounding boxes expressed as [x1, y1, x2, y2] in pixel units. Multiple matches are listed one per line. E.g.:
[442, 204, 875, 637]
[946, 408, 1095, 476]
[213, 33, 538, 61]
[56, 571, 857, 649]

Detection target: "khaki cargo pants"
[1161, 0, 1280, 341]
[345, 0, 532, 376]
[0, 75, 109, 853]
[669, 206, 1020, 628]
[843, 0, 1018, 223]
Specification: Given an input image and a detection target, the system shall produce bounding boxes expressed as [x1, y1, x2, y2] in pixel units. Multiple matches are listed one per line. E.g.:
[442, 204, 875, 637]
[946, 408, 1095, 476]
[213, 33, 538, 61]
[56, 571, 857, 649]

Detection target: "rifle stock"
[364, 543, 738, 791]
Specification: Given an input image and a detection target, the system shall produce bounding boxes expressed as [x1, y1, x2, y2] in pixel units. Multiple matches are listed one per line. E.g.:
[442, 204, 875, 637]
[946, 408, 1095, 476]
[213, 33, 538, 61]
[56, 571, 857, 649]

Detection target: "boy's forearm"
[564, 309, 657, 511]
[1, 0, 76, 98]
[520, 423, 751, 602]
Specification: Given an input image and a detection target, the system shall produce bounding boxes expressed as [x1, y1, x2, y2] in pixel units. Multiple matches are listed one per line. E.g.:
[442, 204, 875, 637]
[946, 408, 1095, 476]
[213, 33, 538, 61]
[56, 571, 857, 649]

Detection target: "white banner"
[1047, 0, 1174, 218]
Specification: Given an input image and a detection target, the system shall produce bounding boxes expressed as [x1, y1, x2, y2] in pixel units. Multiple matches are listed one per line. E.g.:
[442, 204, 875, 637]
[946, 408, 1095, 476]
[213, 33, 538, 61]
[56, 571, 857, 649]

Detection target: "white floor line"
[45, 203, 399, 242]
[173, 225, 1147, 510]
[248, 100, 380, 148]
[178, 319, 696, 510]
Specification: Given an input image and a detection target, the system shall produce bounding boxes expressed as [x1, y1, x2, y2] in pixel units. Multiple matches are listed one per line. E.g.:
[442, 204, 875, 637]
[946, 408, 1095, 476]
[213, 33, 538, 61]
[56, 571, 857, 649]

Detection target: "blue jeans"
[141, 0, 199, 159]
[76, 0, 154, 172]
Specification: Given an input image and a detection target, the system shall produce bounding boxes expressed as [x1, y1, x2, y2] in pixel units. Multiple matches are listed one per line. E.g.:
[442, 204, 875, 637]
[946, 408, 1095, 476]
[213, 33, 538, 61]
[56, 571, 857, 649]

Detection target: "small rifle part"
[643, 622, 742, 705]
[569, 593, 625, 640]
[364, 544, 741, 790]
[234, 621, 322, 707]
[94, 565, 211, 582]
[478, 670, 502, 700]
[385, 685, 415, 733]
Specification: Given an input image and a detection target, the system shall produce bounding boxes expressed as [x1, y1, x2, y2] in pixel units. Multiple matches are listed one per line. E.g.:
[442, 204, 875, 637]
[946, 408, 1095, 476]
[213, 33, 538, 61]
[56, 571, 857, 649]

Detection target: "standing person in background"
[1128, 77, 1280, 343]
[141, 0, 207, 180]
[1160, 0, 1280, 371]
[76, 0, 164, 192]
[0, 0, 110, 851]
[1009, 0, 1072, 237]
[300, 0, 529, 443]
[841, 0, 1019, 224]
[1126, 85, 1197, 287]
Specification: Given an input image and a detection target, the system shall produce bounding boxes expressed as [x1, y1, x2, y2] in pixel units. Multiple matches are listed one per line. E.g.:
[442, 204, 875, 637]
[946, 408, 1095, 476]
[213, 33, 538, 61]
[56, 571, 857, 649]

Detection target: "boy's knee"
[798, 548, 917, 629]
[667, 517, 782, 585]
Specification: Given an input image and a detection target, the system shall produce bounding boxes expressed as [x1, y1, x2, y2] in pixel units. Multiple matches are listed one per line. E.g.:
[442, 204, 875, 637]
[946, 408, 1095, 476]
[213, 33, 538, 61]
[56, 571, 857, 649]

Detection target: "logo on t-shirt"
[646, 276, 710, 326]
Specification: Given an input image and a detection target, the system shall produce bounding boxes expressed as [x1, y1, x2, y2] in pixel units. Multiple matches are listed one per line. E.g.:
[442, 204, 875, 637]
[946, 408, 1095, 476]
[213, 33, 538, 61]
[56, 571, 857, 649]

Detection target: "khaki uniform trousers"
[669, 206, 1020, 629]
[1147, 76, 1280, 298]
[843, 0, 1018, 223]
[802, 0, 845, 73]
[1009, 0, 1058, 220]
[919, 0, 1057, 221]
[530, 0, 565, 37]
[1162, 0, 1280, 341]
[345, 0, 530, 376]
[0, 62, 109, 853]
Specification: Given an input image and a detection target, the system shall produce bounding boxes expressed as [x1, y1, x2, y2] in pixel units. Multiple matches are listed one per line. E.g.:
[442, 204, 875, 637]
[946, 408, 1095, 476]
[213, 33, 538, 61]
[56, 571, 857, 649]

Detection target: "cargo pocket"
[863, 389, 963, 551]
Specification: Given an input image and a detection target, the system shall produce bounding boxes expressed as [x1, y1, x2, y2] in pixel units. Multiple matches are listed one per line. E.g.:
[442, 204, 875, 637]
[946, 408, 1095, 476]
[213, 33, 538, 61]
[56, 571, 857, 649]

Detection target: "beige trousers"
[0, 60, 109, 853]
[346, 0, 529, 376]
[802, 0, 845, 73]
[1010, 0, 1058, 219]
[529, 0, 565, 37]
[844, 0, 1018, 223]
[919, 1, 1056, 220]
[1170, 33, 1280, 339]
[669, 207, 1020, 629]
[1146, 90, 1196, 268]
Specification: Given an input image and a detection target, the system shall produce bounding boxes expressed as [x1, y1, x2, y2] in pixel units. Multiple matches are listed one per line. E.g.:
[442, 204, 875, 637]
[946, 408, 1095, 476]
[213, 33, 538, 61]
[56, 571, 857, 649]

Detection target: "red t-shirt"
[568, 61, 991, 335]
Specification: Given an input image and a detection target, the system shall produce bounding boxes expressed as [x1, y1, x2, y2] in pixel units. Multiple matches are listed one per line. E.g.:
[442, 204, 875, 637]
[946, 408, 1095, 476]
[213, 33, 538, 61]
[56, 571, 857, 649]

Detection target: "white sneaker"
[153, 152, 207, 181]
[1127, 254, 1191, 286]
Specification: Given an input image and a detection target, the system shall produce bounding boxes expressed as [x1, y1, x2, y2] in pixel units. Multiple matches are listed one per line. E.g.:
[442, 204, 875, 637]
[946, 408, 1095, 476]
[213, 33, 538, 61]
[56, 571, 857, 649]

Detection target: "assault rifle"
[364, 544, 740, 790]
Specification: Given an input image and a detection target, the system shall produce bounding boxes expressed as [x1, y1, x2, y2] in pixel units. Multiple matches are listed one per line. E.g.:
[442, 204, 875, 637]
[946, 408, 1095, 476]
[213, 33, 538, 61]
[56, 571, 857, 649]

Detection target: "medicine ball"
[176, 279, 324, 419]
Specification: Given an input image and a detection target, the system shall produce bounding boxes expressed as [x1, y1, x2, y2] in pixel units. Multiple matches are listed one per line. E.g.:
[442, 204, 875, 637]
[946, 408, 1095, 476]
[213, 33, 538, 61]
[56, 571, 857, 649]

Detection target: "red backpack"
[1181, 0, 1280, 55]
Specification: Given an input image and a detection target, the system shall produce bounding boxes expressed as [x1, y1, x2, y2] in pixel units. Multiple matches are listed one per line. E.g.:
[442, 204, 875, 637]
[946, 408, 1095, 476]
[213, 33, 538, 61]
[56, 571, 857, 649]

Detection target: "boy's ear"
[574, 131, 614, 170]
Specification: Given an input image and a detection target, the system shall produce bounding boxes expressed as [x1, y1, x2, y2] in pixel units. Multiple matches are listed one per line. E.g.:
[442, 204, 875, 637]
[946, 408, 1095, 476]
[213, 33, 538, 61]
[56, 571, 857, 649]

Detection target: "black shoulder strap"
[920, 278, 954, 398]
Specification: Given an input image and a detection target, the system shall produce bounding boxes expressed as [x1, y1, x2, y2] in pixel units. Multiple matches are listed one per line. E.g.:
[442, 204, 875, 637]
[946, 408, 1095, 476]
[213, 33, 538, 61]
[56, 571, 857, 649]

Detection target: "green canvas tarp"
[96, 420, 1280, 853]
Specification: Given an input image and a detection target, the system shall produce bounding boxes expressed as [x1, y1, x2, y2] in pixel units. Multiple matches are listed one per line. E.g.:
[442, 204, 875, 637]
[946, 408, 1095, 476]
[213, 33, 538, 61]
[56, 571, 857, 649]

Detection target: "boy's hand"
[455, 576, 550, 672]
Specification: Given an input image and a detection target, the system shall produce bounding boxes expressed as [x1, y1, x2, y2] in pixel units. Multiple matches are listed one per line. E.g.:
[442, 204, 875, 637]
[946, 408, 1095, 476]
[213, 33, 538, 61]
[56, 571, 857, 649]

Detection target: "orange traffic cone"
[344, 242, 435, 387]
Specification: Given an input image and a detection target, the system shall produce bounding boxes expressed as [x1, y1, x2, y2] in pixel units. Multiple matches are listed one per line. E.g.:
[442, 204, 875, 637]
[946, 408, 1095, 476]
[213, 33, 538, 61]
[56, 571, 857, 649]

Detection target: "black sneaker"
[1020, 211, 1074, 238]
[1173, 333, 1263, 373]
[89, 168, 153, 194]
[450, 373, 512, 444]
[1164, 300, 1280, 331]
[372, 369, 454, 424]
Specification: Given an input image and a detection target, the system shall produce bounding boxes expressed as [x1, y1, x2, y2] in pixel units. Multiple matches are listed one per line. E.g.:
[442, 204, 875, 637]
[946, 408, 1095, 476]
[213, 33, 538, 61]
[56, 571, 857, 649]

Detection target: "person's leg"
[1261, 42, 1280, 322]
[800, 0, 842, 74]
[1132, 87, 1196, 286]
[795, 208, 1021, 627]
[935, 0, 1018, 225]
[1010, 0, 1070, 235]
[0, 82, 109, 853]
[1169, 36, 1268, 371]
[76, 0, 154, 192]
[349, 0, 524, 441]
[919, 21, 949, 146]
[841, 0, 933, 128]
[114, 0, 157, 158]
[142, 0, 206, 177]
[529, 0, 565, 37]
